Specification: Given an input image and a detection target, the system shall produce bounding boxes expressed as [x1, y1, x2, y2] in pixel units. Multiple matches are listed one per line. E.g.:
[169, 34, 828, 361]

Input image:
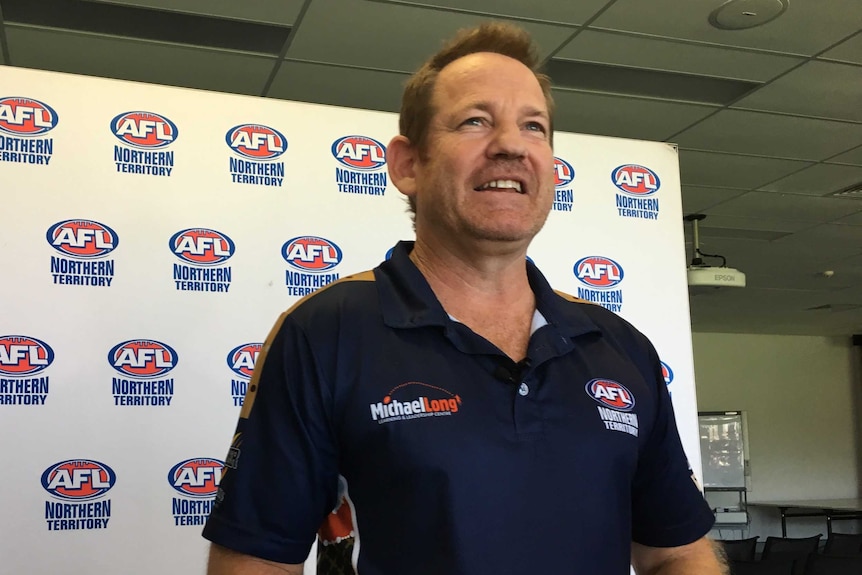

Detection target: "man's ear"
[387, 135, 419, 200]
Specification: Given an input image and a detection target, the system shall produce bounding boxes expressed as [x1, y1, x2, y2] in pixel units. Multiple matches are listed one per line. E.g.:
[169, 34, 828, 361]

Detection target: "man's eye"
[525, 122, 547, 133]
[461, 117, 485, 127]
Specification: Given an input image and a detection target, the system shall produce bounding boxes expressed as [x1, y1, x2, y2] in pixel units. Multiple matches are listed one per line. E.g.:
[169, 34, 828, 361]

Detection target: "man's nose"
[486, 122, 527, 159]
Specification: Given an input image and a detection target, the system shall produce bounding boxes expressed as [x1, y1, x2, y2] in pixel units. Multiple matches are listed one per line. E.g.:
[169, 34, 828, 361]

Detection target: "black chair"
[823, 532, 862, 556]
[803, 553, 862, 575]
[761, 535, 822, 575]
[730, 559, 794, 575]
[720, 537, 759, 562]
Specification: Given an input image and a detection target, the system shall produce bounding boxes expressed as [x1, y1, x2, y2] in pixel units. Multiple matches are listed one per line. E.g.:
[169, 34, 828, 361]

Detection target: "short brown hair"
[399, 22, 555, 216]
[400, 21, 555, 152]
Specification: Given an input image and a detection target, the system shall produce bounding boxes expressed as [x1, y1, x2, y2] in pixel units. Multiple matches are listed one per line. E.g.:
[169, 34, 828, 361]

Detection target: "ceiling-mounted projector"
[684, 214, 746, 290]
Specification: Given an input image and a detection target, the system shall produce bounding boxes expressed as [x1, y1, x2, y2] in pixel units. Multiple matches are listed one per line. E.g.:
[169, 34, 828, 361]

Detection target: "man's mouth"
[474, 179, 524, 193]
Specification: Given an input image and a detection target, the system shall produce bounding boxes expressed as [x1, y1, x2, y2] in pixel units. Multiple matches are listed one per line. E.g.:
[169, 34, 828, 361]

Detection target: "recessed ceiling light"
[709, 0, 789, 30]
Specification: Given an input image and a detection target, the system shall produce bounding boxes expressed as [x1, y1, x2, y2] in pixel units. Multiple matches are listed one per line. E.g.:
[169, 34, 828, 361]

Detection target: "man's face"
[411, 52, 555, 248]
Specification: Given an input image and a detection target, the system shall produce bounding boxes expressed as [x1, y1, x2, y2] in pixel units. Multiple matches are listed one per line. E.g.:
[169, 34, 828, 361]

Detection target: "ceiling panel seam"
[282, 57, 410, 76]
[363, 0, 586, 27]
[728, 105, 862, 126]
[661, 28, 862, 144]
[540, 0, 620, 65]
[261, 0, 314, 97]
[0, 2, 9, 65]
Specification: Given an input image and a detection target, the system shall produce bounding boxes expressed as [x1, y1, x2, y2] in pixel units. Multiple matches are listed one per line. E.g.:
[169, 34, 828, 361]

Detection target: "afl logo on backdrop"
[41, 460, 116, 501]
[108, 340, 178, 378]
[169, 228, 235, 266]
[0, 335, 54, 376]
[282, 236, 342, 272]
[225, 124, 286, 160]
[585, 379, 636, 412]
[574, 256, 624, 289]
[332, 136, 387, 170]
[0, 97, 58, 136]
[111, 111, 178, 149]
[227, 343, 261, 379]
[612, 165, 660, 196]
[553, 156, 575, 188]
[661, 361, 674, 386]
[168, 458, 224, 498]
[46, 220, 119, 259]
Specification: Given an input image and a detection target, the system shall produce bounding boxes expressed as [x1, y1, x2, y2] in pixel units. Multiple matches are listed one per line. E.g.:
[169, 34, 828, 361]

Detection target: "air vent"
[545, 59, 760, 105]
[0, 0, 290, 55]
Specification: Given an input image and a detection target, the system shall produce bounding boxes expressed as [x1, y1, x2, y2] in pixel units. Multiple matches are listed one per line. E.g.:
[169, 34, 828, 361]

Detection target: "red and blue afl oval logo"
[227, 343, 261, 379]
[225, 124, 287, 160]
[331, 135, 386, 170]
[167, 458, 224, 498]
[661, 361, 674, 386]
[111, 111, 178, 149]
[554, 156, 575, 188]
[282, 236, 342, 272]
[169, 228, 235, 266]
[612, 164, 660, 196]
[41, 460, 116, 501]
[0, 335, 54, 376]
[0, 97, 58, 136]
[586, 379, 636, 411]
[46, 220, 119, 259]
[108, 340, 178, 378]
[574, 256, 624, 289]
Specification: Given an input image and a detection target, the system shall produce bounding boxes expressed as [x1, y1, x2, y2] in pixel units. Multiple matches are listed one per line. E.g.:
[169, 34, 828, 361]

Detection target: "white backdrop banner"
[0, 65, 703, 575]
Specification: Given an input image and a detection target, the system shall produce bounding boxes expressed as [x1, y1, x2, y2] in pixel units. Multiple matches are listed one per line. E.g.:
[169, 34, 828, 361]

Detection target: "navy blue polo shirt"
[203, 241, 714, 574]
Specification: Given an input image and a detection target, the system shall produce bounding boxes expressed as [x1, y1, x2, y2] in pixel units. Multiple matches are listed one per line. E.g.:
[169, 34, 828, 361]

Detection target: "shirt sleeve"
[630, 345, 715, 547]
[202, 311, 340, 564]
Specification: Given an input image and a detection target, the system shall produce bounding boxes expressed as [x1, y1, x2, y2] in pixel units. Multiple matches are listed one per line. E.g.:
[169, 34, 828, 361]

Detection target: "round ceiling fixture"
[708, 0, 789, 30]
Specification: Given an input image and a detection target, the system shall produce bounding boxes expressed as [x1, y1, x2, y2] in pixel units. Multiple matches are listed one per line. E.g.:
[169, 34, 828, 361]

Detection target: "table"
[747, 499, 862, 537]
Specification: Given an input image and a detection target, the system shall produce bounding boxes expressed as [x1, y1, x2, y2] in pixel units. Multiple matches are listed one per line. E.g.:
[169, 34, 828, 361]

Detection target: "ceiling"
[1, 0, 861, 337]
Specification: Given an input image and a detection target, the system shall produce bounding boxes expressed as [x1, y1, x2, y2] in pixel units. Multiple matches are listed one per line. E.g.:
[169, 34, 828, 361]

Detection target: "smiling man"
[203, 22, 726, 575]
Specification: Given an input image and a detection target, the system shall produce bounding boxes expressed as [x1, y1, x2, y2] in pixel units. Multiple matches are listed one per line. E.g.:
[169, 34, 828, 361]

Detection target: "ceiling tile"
[682, 186, 747, 213]
[555, 29, 802, 82]
[5, 27, 275, 95]
[674, 110, 862, 161]
[759, 163, 862, 196]
[733, 61, 862, 122]
[834, 210, 862, 226]
[690, 287, 862, 336]
[268, 61, 407, 112]
[772, 223, 862, 261]
[820, 31, 862, 65]
[550, 90, 715, 141]
[829, 145, 862, 167]
[696, 212, 814, 233]
[367, 0, 609, 24]
[678, 150, 811, 189]
[284, 0, 573, 72]
[704, 192, 862, 223]
[592, 0, 862, 55]
[87, 0, 304, 25]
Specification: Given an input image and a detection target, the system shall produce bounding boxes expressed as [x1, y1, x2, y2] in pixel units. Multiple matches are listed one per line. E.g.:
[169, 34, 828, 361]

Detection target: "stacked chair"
[722, 533, 862, 575]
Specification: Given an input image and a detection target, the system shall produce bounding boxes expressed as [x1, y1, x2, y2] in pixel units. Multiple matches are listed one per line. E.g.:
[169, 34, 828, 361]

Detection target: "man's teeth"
[478, 180, 523, 192]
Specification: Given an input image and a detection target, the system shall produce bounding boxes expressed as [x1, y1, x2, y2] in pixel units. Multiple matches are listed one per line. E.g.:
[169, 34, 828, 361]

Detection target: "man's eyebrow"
[453, 102, 550, 119]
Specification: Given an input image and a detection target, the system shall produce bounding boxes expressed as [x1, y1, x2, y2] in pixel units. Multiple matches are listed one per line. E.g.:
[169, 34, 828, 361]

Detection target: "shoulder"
[553, 289, 658, 363]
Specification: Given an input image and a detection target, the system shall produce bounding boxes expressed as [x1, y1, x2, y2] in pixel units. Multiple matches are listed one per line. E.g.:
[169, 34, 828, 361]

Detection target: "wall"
[692, 332, 861, 538]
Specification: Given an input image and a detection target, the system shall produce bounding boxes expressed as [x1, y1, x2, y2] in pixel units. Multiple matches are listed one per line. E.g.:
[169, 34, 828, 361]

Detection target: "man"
[204, 22, 726, 575]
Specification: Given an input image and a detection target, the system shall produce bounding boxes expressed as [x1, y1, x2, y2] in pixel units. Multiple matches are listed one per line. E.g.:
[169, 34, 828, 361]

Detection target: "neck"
[409, 236, 533, 301]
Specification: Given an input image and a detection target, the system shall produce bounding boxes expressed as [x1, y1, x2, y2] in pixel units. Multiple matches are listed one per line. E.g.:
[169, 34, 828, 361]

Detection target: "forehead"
[432, 52, 547, 113]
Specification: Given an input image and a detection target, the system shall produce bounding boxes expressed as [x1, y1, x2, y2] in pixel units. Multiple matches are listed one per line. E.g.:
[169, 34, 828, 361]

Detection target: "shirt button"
[518, 382, 529, 396]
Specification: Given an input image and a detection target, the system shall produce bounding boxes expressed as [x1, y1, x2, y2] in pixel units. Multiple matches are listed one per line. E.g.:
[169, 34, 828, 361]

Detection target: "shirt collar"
[374, 241, 601, 339]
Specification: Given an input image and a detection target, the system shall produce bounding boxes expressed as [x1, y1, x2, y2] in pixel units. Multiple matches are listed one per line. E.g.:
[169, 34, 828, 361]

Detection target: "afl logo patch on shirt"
[586, 378, 639, 437]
